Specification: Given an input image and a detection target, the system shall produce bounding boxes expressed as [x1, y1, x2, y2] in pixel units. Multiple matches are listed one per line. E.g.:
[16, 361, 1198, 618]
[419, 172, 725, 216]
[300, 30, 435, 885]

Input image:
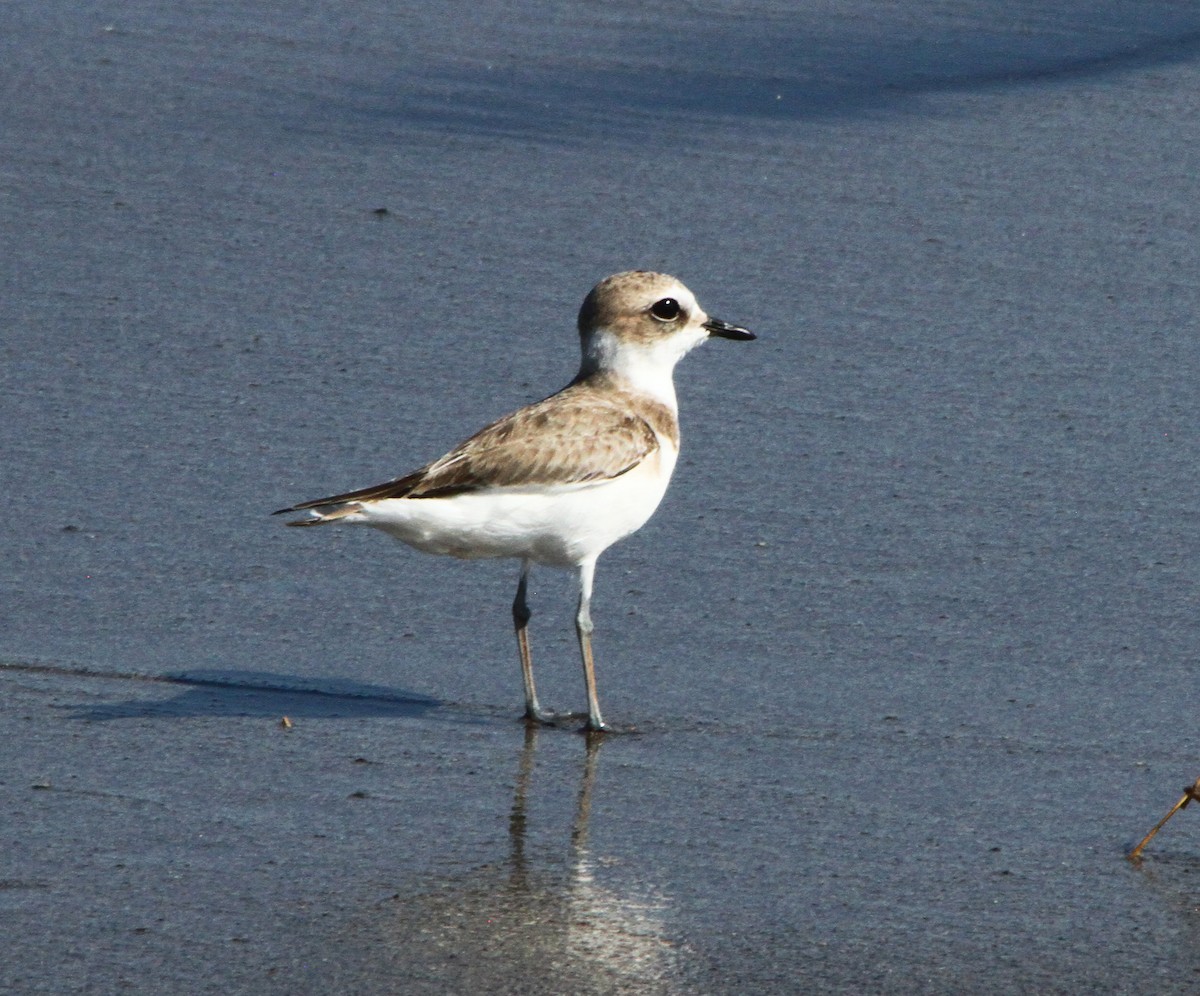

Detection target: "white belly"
[354, 441, 677, 568]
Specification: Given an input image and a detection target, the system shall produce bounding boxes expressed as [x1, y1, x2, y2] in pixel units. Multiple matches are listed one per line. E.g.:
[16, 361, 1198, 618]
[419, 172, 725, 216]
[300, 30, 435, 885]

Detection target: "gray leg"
[512, 560, 548, 723]
[575, 559, 608, 732]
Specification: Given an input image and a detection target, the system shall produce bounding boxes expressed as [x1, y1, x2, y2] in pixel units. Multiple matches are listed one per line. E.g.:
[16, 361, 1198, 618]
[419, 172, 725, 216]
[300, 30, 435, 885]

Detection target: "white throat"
[580, 328, 706, 411]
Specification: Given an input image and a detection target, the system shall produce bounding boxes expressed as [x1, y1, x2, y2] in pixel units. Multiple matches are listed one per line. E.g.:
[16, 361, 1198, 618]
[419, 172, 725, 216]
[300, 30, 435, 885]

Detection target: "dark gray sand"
[4, 2, 1200, 991]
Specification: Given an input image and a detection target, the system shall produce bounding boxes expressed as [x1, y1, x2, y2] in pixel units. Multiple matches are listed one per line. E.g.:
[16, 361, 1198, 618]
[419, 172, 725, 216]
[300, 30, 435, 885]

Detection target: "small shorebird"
[274, 271, 755, 731]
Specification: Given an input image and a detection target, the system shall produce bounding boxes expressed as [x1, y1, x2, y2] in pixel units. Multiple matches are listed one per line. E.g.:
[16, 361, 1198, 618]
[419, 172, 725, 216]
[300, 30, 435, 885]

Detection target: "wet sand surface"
[4, 2, 1200, 992]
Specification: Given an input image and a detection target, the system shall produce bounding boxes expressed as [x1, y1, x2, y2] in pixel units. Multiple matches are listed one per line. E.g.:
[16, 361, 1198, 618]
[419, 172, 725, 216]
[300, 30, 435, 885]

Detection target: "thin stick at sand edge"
[1128, 776, 1200, 862]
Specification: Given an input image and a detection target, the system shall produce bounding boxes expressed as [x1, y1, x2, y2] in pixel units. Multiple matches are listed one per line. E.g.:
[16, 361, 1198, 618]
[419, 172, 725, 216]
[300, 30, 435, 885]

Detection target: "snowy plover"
[275, 270, 755, 731]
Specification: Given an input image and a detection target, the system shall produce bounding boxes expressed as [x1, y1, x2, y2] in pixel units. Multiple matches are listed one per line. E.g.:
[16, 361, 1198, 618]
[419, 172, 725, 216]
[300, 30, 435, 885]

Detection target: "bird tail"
[274, 502, 365, 526]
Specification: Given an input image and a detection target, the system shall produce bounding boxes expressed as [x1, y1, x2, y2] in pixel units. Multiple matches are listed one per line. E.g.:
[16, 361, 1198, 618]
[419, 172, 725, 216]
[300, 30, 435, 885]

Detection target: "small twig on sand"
[1128, 776, 1200, 863]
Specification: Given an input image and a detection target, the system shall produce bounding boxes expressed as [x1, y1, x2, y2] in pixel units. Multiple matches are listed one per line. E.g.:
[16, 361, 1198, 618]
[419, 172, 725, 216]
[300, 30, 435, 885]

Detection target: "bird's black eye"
[649, 298, 681, 322]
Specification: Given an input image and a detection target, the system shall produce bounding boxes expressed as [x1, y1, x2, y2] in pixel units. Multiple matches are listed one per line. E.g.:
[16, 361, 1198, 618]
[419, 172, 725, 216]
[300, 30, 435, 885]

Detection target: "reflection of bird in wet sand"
[377, 729, 680, 991]
[275, 271, 754, 731]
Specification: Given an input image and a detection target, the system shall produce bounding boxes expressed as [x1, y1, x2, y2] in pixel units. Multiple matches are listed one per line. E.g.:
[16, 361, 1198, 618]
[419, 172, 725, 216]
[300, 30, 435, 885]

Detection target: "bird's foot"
[522, 708, 589, 729]
[522, 710, 638, 735]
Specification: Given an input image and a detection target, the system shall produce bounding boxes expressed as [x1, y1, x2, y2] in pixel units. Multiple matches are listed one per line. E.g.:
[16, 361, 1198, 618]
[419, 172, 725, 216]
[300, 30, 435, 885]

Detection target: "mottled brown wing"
[274, 385, 659, 514]
[410, 391, 659, 497]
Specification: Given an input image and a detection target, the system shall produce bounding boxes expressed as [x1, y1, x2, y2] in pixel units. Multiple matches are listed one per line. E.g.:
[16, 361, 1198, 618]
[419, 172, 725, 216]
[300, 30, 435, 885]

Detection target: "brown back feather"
[273, 376, 677, 515]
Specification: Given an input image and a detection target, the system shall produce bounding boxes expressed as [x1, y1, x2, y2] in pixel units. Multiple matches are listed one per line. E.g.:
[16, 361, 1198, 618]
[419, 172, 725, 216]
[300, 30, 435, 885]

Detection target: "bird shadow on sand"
[2, 662, 465, 725]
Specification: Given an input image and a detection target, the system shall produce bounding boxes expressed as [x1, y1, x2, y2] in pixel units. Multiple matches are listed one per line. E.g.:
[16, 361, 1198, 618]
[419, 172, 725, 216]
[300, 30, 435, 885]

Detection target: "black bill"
[703, 316, 756, 341]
